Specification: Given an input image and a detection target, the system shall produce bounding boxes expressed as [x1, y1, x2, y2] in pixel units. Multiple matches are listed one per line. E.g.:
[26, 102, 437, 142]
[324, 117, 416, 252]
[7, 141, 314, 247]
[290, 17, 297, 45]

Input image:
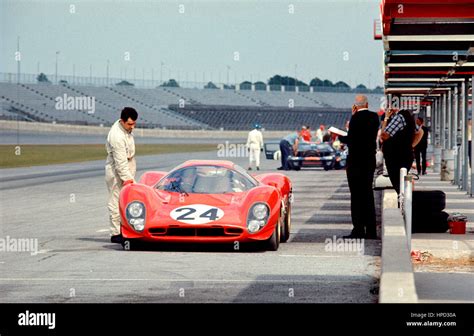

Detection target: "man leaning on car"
[105, 107, 138, 244]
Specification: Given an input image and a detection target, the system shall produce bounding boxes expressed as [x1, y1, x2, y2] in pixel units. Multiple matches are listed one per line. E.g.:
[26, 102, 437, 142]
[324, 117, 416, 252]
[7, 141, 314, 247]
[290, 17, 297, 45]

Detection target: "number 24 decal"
[175, 207, 219, 221]
[170, 204, 225, 224]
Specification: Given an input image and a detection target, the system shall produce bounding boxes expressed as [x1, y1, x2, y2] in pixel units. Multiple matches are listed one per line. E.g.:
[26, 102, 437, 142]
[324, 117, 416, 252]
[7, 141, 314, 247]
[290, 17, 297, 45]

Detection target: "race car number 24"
[170, 204, 224, 224]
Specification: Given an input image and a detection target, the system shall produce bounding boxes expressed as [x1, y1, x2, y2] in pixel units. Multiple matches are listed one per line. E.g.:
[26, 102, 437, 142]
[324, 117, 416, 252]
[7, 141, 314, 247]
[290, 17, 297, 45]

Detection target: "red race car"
[119, 160, 292, 251]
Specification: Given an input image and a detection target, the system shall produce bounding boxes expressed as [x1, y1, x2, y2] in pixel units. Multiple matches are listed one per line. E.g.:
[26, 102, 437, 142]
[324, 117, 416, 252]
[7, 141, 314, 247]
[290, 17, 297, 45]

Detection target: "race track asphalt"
[0, 149, 381, 303]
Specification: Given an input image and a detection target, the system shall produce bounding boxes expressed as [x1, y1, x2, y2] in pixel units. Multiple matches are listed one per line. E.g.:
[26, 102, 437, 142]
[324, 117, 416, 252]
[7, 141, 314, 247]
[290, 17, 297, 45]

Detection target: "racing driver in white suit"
[105, 107, 138, 244]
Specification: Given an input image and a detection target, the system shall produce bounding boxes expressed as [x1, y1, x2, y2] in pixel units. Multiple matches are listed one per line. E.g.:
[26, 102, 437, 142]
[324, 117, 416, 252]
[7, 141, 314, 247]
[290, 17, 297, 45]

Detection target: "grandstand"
[168, 104, 350, 130]
[0, 80, 382, 131]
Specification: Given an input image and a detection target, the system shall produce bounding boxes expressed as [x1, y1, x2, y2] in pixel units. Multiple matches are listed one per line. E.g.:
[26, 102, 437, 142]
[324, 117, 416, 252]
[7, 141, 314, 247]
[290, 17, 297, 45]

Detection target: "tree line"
[36, 73, 382, 92]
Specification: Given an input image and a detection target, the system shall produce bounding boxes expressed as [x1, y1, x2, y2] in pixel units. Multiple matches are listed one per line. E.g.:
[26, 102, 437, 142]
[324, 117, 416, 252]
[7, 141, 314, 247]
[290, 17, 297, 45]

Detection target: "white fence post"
[404, 175, 413, 252]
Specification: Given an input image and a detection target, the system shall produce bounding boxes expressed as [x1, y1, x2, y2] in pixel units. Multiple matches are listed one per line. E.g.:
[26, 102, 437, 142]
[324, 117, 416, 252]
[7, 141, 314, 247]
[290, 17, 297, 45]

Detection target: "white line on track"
[0, 278, 359, 283]
[448, 209, 474, 214]
[446, 199, 474, 204]
[279, 254, 364, 258]
[96, 229, 109, 233]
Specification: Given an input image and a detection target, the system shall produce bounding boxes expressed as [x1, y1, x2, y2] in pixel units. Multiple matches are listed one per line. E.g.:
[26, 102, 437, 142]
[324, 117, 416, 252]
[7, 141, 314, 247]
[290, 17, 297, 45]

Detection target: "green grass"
[0, 144, 217, 168]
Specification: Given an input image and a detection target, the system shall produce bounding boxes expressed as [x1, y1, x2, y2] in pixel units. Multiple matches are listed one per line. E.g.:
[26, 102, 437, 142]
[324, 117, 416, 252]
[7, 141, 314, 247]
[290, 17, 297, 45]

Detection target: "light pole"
[294, 64, 297, 89]
[55, 51, 60, 84]
[106, 59, 110, 86]
[160, 62, 164, 84]
[226, 65, 230, 86]
[16, 36, 20, 84]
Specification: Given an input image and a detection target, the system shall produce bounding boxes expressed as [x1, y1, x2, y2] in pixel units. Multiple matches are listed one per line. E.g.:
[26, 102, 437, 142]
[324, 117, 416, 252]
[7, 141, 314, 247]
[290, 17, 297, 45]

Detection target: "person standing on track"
[337, 95, 379, 239]
[278, 130, 301, 171]
[301, 125, 312, 142]
[414, 117, 429, 175]
[315, 124, 326, 143]
[380, 97, 417, 194]
[246, 123, 264, 171]
[105, 107, 138, 244]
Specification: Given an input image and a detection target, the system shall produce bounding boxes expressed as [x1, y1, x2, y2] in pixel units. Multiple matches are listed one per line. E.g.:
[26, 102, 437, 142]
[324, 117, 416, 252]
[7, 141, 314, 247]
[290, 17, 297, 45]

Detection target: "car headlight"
[126, 201, 146, 232]
[128, 202, 144, 217]
[247, 203, 269, 234]
[248, 220, 265, 233]
[323, 155, 334, 160]
[252, 203, 268, 220]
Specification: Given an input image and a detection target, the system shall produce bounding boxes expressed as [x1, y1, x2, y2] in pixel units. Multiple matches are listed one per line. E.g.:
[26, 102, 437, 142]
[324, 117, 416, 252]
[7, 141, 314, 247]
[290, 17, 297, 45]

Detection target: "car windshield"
[156, 165, 257, 194]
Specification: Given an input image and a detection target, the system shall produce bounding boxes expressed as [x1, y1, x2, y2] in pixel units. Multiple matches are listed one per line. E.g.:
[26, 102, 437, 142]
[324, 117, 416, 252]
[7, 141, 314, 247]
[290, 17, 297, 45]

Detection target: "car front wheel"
[263, 217, 281, 251]
[281, 201, 291, 243]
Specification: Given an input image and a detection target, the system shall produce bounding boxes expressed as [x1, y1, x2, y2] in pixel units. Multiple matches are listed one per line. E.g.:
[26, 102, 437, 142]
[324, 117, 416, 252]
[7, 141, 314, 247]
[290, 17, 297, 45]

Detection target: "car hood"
[163, 192, 246, 207]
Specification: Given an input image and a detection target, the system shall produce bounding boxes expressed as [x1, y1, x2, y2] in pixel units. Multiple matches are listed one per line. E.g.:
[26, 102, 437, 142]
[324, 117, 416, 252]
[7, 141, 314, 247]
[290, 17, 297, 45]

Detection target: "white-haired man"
[337, 95, 379, 239]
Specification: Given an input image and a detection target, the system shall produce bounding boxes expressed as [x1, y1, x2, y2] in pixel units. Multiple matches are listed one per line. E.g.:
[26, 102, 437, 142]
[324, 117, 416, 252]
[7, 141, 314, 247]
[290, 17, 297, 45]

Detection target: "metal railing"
[0, 72, 384, 94]
[399, 168, 414, 251]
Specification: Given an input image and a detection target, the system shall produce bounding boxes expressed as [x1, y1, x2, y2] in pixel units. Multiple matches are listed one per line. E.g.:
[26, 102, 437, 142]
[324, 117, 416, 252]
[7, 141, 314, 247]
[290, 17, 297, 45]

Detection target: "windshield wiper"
[170, 181, 189, 196]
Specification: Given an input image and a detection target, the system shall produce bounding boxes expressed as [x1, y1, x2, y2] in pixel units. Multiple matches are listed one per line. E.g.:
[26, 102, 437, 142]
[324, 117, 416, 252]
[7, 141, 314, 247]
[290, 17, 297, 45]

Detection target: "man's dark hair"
[121, 107, 138, 121]
[417, 117, 424, 123]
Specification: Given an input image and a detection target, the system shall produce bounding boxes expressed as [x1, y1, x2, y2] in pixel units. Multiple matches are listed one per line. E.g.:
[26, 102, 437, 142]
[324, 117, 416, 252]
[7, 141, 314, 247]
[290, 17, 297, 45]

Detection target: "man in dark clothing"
[414, 117, 429, 175]
[278, 131, 300, 171]
[381, 107, 416, 194]
[338, 95, 380, 239]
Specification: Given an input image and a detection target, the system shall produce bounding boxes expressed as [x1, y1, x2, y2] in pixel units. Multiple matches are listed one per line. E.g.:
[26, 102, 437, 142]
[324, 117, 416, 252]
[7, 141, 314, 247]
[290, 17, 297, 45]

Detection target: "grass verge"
[0, 144, 217, 168]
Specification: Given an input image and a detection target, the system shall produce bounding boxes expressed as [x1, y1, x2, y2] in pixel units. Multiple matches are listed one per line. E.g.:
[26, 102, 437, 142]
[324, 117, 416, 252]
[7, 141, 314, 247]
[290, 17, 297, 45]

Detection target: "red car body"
[119, 160, 292, 251]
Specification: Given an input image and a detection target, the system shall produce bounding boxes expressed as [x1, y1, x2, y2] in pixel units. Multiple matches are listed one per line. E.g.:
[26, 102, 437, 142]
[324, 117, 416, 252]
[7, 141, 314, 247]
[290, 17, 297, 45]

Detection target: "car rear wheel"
[281, 200, 292, 243]
[263, 217, 281, 251]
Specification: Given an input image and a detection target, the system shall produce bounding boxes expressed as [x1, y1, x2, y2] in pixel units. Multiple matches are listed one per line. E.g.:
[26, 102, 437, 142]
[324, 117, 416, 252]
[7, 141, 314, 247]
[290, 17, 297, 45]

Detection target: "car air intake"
[148, 227, 243, 237]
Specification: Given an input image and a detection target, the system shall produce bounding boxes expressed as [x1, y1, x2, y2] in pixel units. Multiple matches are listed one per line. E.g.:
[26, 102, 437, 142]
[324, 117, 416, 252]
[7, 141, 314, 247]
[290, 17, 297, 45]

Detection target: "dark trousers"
[469, 141, 472, 168]
[346, 164, 376, 236]
[384, 153, 413, 195]
[280, 140, 292, 170]
[414, 146, 427, 174]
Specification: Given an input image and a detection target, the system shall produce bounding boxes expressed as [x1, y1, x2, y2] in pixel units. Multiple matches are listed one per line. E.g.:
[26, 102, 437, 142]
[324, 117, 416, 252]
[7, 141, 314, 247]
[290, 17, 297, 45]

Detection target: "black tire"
[263, 217, 281, 251]
[324, 166, 331, 171]
[122, 239, 144, 251]
[412, 190, 446, 215]
[412, 211, 449, 233]
[281, 201, 292, 243]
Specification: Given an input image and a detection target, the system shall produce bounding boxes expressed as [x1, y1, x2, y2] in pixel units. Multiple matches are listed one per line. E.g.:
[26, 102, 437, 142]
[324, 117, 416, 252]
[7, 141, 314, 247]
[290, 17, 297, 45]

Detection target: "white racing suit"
[246, 129, 263, 168]
[105, 120, 136, 236]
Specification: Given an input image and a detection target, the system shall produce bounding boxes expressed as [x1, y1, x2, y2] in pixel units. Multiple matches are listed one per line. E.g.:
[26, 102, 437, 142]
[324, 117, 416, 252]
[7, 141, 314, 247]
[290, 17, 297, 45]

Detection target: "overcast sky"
[0, 0, 383, 88]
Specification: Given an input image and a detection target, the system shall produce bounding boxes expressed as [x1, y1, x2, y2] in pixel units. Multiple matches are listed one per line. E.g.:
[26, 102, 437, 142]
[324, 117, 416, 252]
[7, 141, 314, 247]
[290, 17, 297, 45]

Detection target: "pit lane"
[0, 150, 380, 303]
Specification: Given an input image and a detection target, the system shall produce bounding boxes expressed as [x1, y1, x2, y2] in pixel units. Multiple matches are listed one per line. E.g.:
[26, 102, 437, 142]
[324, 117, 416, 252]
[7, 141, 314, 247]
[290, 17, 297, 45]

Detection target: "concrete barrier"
[0, 120, 290, 139]
[441, 149, 454, 181]
[379, 190, 418, 303]
[433, 146, 442, 173]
